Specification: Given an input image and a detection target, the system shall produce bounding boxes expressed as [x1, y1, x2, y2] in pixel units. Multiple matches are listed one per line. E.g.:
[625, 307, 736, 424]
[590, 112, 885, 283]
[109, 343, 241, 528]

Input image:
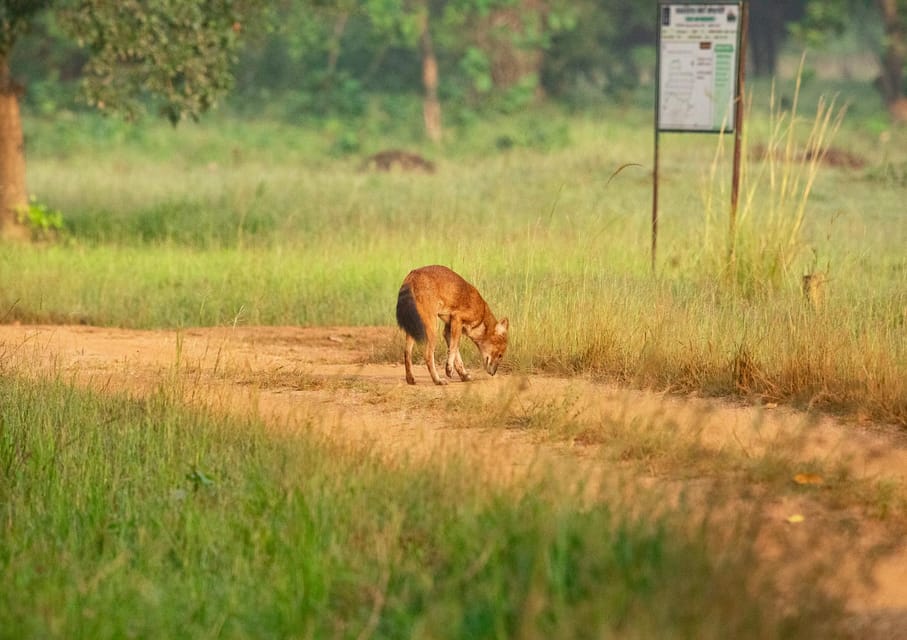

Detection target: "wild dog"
[396, 265, 509, 385]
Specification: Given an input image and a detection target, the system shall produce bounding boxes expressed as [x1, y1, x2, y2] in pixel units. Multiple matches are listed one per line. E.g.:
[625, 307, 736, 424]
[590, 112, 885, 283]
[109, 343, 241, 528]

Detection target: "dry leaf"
[793, 473, 824, 486]
[786, 514, 805, 524]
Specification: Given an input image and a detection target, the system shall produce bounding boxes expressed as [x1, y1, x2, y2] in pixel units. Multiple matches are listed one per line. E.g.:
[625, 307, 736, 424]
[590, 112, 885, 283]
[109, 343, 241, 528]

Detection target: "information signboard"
[657, 3, 742, 132]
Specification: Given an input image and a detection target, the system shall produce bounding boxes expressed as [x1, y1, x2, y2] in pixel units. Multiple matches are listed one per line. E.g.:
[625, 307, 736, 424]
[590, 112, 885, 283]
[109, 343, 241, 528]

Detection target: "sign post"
[652, 1, 746, 271]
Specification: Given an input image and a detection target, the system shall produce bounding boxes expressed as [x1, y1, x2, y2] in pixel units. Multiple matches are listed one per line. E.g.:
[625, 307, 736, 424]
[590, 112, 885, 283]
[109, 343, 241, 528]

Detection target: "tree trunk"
[475, 0, 545, 96]
[418, 8, 442, 144]
[326, 11, 349, 76]
[0, 56, 29, 241]
[877, 0, 907, 121]
[748, 1, 784, 76]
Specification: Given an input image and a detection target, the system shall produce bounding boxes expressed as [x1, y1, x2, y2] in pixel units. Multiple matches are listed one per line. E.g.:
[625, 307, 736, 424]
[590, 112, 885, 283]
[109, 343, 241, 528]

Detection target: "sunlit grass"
[442, 381, 906, 524]
[5, 104, 905, 424]
[0, 373, 854, 639]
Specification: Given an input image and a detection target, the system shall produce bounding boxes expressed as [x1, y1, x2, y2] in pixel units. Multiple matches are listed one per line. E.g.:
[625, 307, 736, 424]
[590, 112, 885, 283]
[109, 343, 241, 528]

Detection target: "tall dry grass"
[702, 58, 847, 294]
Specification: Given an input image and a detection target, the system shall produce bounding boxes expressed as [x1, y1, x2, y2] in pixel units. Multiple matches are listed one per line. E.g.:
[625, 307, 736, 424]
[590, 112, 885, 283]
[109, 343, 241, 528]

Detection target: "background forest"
[4, 1, 905, 237]
[6, 1, 905, 139]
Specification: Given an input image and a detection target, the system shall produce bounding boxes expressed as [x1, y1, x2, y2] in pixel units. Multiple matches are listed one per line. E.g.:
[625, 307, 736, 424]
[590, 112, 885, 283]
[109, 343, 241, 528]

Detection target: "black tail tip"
[396, 284, 426, 342]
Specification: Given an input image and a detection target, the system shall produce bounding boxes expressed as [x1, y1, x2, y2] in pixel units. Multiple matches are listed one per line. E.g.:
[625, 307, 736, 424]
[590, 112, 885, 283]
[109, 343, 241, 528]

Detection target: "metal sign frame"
[656, 2, 743, 134]
[651, 1, 748, 272]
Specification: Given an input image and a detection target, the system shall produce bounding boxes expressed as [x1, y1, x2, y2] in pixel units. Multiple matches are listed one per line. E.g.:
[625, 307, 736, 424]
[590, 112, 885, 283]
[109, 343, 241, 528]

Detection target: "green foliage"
[3, 0, 904, 126]
[789, 0, 905, 105]
[541, 0, 653, 100]
[232, 0, 574, 119]
[15, 196, 64, 240]
[7, 10, 84, 103]
[0, 0, 53, 58]
[788, 0, 869, 45]
[57, 0, 271, 123]
[460, 45, 493, 94]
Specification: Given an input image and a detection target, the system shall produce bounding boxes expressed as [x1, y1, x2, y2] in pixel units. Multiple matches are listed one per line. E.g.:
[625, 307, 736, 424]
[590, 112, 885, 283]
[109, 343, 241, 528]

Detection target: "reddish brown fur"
[396, 265, 508, 385]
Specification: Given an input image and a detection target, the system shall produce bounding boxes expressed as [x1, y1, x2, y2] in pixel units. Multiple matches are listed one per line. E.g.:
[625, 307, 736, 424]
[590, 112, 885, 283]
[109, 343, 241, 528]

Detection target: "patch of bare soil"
[2, 324, 905, 637]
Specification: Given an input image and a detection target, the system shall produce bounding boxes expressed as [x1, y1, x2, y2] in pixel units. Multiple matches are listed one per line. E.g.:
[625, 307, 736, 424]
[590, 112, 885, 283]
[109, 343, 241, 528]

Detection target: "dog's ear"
[495, 317, 509, 336]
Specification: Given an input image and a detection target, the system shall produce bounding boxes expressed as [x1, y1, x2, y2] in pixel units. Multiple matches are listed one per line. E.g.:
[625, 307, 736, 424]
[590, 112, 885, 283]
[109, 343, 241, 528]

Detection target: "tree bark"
[418, 8, 442, 144]
[877, 0, 907, 120]
[0, 56, 30, 241]
[748, 1, 783, 76]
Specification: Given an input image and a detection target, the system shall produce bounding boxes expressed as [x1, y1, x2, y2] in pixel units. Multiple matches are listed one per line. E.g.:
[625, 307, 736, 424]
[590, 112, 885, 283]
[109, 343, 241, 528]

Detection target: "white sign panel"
[657, 3, 741, 132]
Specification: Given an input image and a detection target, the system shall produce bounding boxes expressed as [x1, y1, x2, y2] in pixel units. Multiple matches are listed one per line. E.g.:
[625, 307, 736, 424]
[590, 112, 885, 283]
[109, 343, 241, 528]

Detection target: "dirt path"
[2, 324, 906, 636]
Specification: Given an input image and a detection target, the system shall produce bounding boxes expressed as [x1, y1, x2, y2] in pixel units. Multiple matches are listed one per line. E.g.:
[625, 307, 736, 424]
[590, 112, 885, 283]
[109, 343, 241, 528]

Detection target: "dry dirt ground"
[2, 324, 906, 637]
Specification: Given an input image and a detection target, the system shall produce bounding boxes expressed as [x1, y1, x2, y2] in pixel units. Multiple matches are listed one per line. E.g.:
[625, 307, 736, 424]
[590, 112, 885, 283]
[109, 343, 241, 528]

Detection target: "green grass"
[4, 93, 906, 425]
[0, 375, 850, 639]
[4, 60, 901, 639]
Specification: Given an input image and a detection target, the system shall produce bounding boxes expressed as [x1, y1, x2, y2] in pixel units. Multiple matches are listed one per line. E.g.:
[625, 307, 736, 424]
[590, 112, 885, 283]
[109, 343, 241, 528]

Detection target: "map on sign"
[657, 3, 741, 132]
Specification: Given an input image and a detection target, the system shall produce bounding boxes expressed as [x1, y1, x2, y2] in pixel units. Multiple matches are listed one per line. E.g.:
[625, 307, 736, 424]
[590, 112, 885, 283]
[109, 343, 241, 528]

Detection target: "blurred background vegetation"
[5, 0, 905, 135]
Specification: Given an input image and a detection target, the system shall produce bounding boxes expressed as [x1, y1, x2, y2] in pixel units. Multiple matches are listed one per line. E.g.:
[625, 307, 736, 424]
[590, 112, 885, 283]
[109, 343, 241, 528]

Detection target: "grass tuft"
[0, 374, 857, 638]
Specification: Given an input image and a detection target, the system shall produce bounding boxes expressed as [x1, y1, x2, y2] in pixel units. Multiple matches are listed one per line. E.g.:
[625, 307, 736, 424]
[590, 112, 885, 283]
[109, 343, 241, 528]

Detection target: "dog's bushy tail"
[396, 283, 426, 342]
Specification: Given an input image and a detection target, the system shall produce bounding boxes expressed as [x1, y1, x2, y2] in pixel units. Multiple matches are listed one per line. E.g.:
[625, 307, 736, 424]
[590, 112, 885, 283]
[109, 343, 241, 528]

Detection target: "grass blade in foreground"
[0, 375, 849, 638]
